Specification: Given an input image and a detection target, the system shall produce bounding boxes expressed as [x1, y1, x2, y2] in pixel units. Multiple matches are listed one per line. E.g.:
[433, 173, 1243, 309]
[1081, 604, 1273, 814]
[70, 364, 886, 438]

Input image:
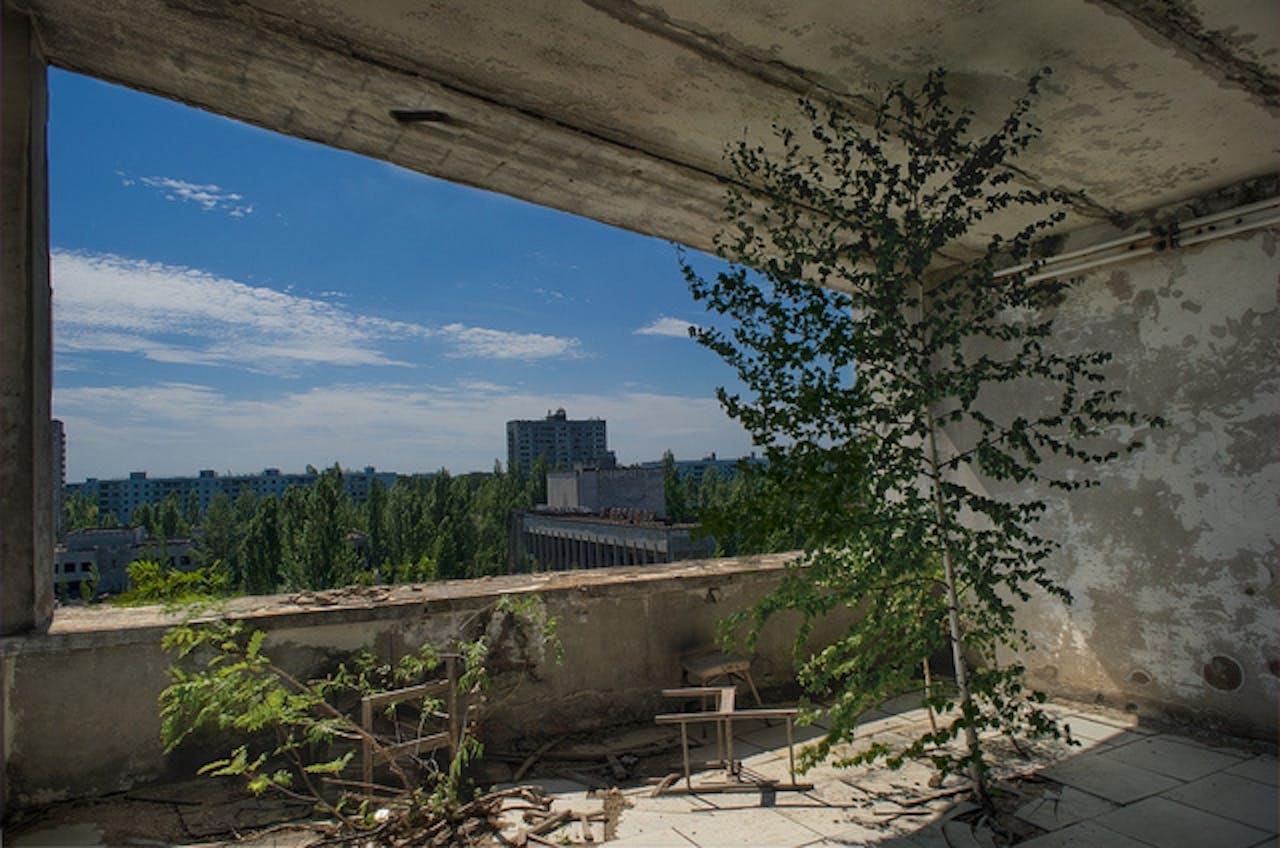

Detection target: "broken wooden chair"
[680, 649, 764, 707]
[359, 653, 481, 785]
[653, 685, 813, 795]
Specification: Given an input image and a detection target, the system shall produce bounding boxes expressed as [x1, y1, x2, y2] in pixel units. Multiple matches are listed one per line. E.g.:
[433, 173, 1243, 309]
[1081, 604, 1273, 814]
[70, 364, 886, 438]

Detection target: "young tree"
[131, 501, 157, 537]
[158, 492, 188, 540]
[183, 489, 202, 527]
[195, 492, 243, 582]
[63, 492, 100, 534]
[660, 451, 691, 522]
[364, 475, 389, 571]
[279, 484, 308, 577]
[292, 465, 358, 590]
[684, 69, 1160, 804]
[242, 496, 283, 595]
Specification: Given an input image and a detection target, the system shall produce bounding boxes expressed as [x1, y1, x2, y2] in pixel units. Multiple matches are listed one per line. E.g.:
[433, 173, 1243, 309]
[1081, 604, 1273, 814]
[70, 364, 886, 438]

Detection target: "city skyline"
[49, 69, 754, 481]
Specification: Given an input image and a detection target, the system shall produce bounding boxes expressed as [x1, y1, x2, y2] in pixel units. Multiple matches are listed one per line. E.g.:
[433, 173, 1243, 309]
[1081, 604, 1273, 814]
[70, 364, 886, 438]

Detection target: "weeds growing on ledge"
[159, 593, 560, 845]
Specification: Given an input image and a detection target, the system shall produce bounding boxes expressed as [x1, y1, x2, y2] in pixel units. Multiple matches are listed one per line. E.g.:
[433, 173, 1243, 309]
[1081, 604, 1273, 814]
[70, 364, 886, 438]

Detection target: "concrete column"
[0, 7, 53, 635]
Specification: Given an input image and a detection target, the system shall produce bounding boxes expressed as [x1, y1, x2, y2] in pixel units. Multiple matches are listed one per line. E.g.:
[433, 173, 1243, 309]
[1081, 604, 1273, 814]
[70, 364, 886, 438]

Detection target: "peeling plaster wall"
[998, 226, 1279, 736]
[0, 556, 839, 810]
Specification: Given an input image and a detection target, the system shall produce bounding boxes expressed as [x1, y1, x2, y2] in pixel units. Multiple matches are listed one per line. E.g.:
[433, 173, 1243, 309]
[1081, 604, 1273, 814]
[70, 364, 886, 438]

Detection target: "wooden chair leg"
[740, 671, 764, 708]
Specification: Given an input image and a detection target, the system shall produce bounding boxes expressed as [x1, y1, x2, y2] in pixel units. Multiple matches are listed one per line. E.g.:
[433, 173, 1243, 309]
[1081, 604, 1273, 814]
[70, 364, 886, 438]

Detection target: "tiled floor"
[9, 697, 1276, 847]
[536, 698, 1278, 847]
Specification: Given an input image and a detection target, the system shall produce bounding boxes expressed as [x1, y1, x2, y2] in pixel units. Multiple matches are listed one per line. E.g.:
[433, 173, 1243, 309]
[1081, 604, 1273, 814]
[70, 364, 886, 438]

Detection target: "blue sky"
[49, 69, 753, 481]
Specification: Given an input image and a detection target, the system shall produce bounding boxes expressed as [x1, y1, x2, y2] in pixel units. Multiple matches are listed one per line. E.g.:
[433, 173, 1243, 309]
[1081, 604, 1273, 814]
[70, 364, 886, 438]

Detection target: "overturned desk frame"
[654, 686, 814, 795]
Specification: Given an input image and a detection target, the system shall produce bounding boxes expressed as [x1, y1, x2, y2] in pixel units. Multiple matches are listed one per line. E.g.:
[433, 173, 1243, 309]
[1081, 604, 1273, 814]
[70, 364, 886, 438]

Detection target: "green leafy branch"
[159, 593, 562, 836]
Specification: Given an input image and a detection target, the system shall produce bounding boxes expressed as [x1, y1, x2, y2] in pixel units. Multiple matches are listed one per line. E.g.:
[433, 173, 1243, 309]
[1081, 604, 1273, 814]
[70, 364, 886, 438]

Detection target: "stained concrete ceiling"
[22, 0, 1280, 253]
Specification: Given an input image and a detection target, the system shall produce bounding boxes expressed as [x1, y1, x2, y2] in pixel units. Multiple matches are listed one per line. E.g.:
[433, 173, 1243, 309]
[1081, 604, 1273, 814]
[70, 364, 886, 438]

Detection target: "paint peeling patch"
[1224, 414, 1280, 473]
[1106, 270, 1134, 301]
[1203, 654, 1244, 691]
[1095, 0, 1280, 111]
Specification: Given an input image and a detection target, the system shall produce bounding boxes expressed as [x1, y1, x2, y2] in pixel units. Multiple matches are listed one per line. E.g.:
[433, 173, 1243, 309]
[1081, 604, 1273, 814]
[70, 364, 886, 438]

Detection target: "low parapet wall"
[2, 554, 829, 810]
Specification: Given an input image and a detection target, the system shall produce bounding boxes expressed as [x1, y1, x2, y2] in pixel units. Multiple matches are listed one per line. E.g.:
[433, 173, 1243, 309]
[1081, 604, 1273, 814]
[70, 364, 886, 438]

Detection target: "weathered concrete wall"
[0, 555, 836, 810]
[988, 225, 1279, 737]
[0, 4, 55, 637]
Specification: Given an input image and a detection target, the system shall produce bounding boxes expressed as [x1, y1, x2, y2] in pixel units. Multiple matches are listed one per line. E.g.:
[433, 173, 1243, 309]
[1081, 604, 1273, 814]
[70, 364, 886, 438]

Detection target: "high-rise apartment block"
[52, 419, 66, 540]
[506, 408, 613, 474]
[65, 466, 399, 525]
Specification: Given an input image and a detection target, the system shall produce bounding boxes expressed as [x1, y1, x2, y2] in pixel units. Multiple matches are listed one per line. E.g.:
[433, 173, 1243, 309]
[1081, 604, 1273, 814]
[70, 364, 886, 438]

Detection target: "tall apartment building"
[52, 418, 66, 540]
[65, 466, 399, 524]
[505, 408, 613, 474]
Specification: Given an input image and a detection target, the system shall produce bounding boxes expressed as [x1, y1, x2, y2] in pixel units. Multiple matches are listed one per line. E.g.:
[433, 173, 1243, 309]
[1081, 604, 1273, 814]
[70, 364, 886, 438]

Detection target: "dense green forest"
[62, 454, 794, 598]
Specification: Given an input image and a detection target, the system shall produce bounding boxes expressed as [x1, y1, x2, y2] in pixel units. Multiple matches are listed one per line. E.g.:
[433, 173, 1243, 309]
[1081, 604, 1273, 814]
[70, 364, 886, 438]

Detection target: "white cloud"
[54, 382, 754, 480]
[438, 324, 581, 360]
[635, 316, 696, 338]
[134, 175, 254, 218]
[52, 251, 582, 371]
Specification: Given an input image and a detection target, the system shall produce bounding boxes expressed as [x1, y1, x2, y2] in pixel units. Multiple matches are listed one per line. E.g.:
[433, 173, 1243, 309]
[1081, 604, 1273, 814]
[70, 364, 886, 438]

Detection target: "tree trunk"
[927, 420, 987, 805]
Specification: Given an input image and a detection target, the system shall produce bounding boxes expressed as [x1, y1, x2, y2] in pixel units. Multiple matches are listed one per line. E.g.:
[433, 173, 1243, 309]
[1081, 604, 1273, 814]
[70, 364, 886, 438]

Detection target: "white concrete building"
[506, 409, 612, 474]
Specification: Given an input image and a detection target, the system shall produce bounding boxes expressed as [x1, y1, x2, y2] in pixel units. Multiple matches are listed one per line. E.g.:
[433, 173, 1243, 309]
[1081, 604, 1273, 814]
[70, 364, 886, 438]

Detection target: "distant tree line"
[659, 450, 805, 556]
[62, 453, 800, 599]
[65, 461, 551, 595]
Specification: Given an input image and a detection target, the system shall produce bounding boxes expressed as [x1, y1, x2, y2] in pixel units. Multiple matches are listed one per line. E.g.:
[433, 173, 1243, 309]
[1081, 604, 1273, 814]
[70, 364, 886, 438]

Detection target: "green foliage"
[131, 501, 156, 536]
[195, 492, 242, 580]
[62, 492, 109, 533]
[684, 69, 1162, 802]
[289, 466, 358, 590]
[157, 492, 190, 539]
[94, 458, 620, 603]
[159, 594, 563, 830]
[386, 555, 438, 584]
[494, 592, 564, 665]
[160, 619, 359, 813]
[113, 559, 228, 607]
[660, 451, 691, 522]
[241, 496, 282, 595]
[78, 561, 99, 603]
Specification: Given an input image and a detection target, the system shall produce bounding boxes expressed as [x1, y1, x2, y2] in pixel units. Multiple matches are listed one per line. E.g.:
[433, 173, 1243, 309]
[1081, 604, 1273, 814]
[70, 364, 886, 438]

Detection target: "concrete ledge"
[2, 554, 798, 653]
[2, 554, 829, 809]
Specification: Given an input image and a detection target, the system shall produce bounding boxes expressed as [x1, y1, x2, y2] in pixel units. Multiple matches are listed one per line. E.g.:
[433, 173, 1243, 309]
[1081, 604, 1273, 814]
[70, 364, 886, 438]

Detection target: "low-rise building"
[510, 464, 714, 570]
[53, 527, 194, 595]
[545, 465, 665, 517]
[509, 509, 715, 571]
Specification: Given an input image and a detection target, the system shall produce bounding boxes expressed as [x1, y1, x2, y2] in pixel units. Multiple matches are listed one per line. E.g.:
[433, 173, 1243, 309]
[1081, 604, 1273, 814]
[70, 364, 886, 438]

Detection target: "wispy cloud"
[52, 251, 582, 372]
[635, 316, 696, 338]
[129, 175, 255, 218]
[438, 324, 581, 360]
[532, 287, 567, 302]
[54, 382, 753, 479]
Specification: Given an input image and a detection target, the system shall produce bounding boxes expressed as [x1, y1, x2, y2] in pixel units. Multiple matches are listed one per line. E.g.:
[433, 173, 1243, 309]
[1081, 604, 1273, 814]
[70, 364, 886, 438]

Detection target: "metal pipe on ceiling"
[996, 196, 1280, 284]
